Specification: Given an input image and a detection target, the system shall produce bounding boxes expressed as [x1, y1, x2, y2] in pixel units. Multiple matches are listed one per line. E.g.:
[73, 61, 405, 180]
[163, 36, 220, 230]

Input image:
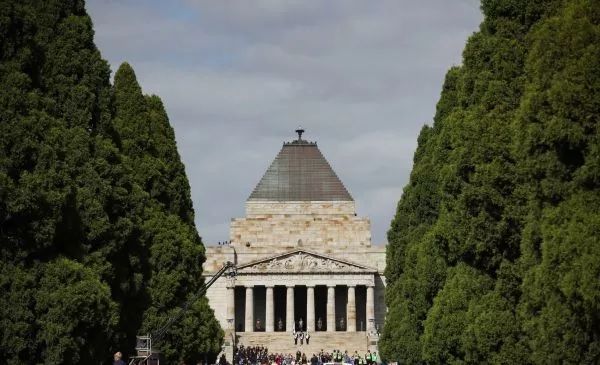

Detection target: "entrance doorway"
[274, 286, 286, 331]
[294, 286, 307, 331]
[314, 286, 327, 331]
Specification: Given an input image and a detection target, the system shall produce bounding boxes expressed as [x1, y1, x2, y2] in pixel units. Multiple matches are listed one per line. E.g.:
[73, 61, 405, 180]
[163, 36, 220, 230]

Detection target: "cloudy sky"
[87, 0, 483, 245]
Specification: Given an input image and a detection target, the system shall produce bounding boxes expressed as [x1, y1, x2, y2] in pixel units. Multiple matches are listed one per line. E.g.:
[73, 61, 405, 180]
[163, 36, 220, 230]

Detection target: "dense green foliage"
[112, 63, 223, 363]
[0, 1, 222, 363]
[380, 0, 600, 364]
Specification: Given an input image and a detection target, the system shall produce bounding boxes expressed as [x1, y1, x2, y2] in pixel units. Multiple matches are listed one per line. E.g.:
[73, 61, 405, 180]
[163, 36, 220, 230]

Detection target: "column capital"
[286, 284, 295, 288]
[265, 285, 275, 288]
[326, 284, 337, 288]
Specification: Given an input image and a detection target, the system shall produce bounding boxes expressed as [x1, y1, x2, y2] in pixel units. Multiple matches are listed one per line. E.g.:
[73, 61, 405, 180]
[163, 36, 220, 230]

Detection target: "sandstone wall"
[203, 199, 387, 338]
[231, 200, 371, 248]
[245, 201, 356, 216]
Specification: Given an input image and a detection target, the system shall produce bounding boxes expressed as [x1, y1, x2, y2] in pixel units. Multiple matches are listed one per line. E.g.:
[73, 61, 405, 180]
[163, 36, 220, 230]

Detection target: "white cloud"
[87, 0, 482, 244]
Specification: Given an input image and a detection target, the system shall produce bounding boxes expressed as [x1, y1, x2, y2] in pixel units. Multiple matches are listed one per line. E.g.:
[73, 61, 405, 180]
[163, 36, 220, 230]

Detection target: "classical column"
[227, 285, 235, 330]
[245, 286, 254, 332]
[327, 285, 335, 332]
[366, 285, 375, 333]
[286, 286, 295, 332]
[347, 286, 356, 332]
[307, 286, 315, 332]
[266, 286, 274, 332]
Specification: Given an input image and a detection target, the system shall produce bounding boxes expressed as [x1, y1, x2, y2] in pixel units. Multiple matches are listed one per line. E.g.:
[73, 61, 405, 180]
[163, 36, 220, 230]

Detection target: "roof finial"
[295, 126, 305, 140]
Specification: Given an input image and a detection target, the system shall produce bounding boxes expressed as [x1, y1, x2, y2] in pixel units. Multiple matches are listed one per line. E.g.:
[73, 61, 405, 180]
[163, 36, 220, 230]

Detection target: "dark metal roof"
[248, 138, 353, 201]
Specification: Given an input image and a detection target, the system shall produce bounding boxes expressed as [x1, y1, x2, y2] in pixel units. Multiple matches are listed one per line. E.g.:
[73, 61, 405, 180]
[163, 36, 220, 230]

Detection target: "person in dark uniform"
[311, 354, 318, 365]
[255, 318, 263, 331]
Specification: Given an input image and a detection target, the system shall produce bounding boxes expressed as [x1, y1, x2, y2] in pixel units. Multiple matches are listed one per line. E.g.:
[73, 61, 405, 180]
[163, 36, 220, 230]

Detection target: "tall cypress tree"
[382, 0, 599, 364]
[516, 0, 600, 362]
[1, 2, 223, 363]
[113, 63, 223, 364]
[0, 0, 124, 363]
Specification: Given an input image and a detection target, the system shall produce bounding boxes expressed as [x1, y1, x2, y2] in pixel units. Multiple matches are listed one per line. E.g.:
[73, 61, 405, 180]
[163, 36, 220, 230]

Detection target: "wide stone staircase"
[236, 332, 375, 355]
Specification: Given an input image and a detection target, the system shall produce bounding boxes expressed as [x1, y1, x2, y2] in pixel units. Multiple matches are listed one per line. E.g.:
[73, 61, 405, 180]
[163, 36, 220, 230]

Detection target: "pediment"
[237, 249, 376, 274]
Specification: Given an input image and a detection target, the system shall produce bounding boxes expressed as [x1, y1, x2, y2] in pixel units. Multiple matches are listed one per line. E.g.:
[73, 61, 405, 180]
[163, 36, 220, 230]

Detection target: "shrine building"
[203, 130, 386, 359]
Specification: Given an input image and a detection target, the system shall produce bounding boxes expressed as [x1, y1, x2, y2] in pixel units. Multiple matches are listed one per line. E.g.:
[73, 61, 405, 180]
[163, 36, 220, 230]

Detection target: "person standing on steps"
[311, 354, 318, 365]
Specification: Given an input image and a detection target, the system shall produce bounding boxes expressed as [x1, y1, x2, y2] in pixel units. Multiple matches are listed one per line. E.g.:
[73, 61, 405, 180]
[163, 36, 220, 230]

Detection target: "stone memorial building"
[203, 130, 386, 358]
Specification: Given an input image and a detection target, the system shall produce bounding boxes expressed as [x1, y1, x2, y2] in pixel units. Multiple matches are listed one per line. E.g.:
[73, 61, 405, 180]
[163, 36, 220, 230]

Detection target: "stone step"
[236, 332, 373, 356]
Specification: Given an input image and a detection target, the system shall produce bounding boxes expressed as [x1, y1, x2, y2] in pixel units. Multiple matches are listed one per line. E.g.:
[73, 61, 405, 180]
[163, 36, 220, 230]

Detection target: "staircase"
[236, 332, 374, 355]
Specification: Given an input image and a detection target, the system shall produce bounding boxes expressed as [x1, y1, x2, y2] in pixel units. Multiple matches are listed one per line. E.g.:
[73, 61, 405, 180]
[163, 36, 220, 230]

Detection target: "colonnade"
[227, 284, 375, 333]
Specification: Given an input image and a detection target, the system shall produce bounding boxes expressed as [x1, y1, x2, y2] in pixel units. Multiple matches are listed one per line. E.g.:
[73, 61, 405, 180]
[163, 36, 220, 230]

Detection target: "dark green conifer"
[113, 63, 223, 364]
[382, 0, 600, 363]
[1, 2, 222, 363]
[0, 0, 122, 362]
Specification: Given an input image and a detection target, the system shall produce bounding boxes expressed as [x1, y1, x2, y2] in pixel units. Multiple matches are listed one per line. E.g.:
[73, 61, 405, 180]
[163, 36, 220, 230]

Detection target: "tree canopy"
[380, 0, 600, 364]
[0, 1, 222, 363]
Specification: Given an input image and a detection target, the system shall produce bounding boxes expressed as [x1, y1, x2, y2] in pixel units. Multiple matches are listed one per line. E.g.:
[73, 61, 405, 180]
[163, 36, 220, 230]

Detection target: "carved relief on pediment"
[243, 252, 365, 273]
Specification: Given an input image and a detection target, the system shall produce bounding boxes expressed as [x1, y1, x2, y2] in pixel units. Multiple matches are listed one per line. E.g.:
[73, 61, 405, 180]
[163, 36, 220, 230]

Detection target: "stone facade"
[202, 134, 386, 360]
[231, 201, 371, 248]
[203, 200, 386, 359]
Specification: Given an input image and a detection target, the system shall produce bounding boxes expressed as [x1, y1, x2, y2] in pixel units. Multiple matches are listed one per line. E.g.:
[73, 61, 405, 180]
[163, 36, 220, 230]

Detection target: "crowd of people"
[232, 346, 380, 365]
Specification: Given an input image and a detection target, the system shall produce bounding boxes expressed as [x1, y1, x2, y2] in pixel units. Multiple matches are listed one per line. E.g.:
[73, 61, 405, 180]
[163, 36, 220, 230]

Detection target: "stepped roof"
[249, 129, 353, 201]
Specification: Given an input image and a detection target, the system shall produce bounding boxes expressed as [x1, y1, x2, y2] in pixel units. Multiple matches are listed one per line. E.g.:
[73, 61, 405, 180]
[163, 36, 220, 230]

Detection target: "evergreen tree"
[1, 1, 222, 363]
[113, 63, 223, 364]
[516, 0, 600, 362]
[382, 0, 599, 364]
[0, 0, 123, 362]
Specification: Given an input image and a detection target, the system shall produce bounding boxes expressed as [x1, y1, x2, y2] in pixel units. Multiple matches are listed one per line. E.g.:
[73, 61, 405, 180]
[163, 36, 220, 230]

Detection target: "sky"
[87, 0, 483, 246]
